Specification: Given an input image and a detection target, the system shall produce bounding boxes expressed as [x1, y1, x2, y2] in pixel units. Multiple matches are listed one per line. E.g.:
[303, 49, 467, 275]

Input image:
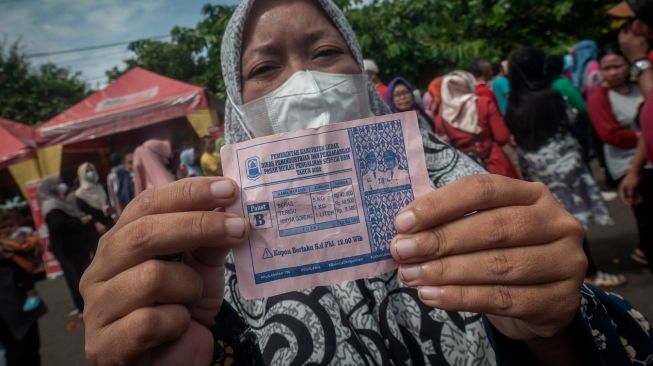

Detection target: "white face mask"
[231, 71, 373, 139]
[85, 170, 99, 183]
[57, 182, 68, 195]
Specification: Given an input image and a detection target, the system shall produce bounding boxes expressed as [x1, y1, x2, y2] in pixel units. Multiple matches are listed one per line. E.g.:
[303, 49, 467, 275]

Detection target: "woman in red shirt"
[435, 71, 520, 179]
[589, 43, 651, 267]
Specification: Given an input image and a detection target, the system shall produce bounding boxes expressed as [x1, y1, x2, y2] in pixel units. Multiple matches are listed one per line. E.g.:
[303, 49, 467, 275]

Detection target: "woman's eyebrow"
[304, 28, 342, 46]
[246, 42, 278, 58]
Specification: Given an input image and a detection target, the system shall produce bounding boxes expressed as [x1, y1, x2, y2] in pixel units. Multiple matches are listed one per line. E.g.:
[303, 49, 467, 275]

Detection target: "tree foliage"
[1, 0, 623, 127]
[346, 0, 618, 86]
[109, 0, 619, 95]
[106, 4, 235, 97]
[0, 42, 89, 125]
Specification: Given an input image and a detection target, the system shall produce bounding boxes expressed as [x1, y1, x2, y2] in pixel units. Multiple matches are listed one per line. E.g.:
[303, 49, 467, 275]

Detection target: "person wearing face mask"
[71, 162, 112, 237]
[39, 176, 96, 315]
[79, 1, 653, 365]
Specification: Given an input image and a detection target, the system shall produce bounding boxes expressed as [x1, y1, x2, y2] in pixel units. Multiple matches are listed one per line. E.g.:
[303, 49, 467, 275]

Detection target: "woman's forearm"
[628, 139, 648, 176]
[638, 68, 653, 97]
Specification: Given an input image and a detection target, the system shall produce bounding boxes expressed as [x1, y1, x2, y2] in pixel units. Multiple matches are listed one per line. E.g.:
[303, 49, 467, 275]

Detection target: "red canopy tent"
[38, 67, 212, 146]
[0, 118, 36, 145]
[0, 118, 35, 169]
[0, 119, 39, 202]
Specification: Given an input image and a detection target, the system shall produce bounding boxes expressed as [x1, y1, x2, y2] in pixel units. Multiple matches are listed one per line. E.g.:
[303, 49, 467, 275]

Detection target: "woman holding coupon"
[80, 1, 653, 365]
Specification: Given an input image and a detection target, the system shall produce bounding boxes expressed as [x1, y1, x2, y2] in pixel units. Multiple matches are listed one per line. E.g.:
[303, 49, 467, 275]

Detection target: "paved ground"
[16, 189, 653, 366]
[36, 276, 86, 366]
[586, 195, 653, 321]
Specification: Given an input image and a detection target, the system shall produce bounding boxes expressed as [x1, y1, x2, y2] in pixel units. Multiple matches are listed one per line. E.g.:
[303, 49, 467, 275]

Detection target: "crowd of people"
[3, 0, 653, 365]
[364, 23, 653, 288]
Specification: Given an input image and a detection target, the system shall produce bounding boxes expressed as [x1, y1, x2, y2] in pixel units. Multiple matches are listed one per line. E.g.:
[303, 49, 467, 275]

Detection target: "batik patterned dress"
[518, 133, 613, 228]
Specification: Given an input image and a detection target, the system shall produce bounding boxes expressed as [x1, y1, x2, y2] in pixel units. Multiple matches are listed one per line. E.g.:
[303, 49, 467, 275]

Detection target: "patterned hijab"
[220, 0, 480, 186]
[216, 2, 489, 365]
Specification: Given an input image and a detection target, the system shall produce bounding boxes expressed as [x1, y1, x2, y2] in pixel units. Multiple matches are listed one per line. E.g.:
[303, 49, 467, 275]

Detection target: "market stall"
[36, 67, 218, 179]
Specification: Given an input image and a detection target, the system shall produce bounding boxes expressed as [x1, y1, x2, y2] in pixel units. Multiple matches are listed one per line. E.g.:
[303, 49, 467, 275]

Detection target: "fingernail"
[225, 218, 246, 238]
[211, 180, 235, 198]
[395, 238, 419, 260]
[395, 210, 416, 232]
[400, 265, 421, 283]
[419, 287, 443, 301]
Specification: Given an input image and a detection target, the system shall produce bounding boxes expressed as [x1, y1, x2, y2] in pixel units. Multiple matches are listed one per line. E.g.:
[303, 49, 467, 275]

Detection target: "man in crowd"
[116, 152, 134, 212]
[492, 60, 510, 115]
[364, 59, 388, 100]
[200, 136, 220, 176]
[106, 153, 123, 218]
[471, 59, 501, 108]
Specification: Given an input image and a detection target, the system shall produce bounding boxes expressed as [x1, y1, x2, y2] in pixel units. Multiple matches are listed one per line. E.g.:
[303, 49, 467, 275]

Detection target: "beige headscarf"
[441, 71, 480, 135]
[75, 162, 108, 211]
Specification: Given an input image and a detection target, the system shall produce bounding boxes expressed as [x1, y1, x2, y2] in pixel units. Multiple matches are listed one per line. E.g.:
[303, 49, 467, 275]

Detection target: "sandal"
[585, 271, 627, 287]
[631, 249, 648, 265]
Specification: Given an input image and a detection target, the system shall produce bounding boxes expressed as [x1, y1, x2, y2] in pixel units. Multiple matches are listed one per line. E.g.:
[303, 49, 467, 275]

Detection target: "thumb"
[185, 247, 230, 326]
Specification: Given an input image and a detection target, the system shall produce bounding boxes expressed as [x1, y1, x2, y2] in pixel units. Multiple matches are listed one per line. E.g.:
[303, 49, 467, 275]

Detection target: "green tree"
[0, 42, 89, 125]
[346, 0, 617, 87]
[107, 0, 619, 94]
[106, 4, 235, 97]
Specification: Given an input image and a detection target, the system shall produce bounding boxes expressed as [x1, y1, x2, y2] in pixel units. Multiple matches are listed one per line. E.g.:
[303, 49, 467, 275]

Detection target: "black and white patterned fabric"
[517, 133, 613, 228]
[212, 1, 653, 365]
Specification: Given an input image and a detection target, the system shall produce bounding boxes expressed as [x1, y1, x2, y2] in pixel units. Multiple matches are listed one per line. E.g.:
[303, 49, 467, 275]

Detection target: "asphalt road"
[24, 189, 653, 366]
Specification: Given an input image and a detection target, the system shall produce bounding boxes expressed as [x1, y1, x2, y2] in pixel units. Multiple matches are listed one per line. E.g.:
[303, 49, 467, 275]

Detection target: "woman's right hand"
[80, 178, 248, 366]
[619, 171, 643, 206]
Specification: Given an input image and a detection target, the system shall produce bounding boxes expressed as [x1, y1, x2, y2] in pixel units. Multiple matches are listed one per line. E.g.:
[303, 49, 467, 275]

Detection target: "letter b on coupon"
[254, 214, 266, 227]
[247, 202, 273, 230]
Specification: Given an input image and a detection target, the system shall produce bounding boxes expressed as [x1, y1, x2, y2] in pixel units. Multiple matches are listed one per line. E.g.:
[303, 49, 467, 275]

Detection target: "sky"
[0, 0, 239, 88]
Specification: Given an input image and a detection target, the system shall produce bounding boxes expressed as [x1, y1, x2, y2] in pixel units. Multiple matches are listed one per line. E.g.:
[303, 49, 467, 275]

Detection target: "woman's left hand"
[391, 174, 586, 341]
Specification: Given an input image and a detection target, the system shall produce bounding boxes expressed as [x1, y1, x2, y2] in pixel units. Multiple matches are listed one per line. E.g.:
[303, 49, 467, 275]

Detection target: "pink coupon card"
[221, 111, 431, 299]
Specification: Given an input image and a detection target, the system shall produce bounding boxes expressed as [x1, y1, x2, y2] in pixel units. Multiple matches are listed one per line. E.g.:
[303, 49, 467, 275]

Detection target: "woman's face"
[241, 0, 360, 103]
[392, 84, 413, 112]
[600, 53, 630, 89]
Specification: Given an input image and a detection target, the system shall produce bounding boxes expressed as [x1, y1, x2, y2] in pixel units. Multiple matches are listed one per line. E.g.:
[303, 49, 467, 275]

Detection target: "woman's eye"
[250, 64, 276, 78]
[315, 48, 342, 59]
